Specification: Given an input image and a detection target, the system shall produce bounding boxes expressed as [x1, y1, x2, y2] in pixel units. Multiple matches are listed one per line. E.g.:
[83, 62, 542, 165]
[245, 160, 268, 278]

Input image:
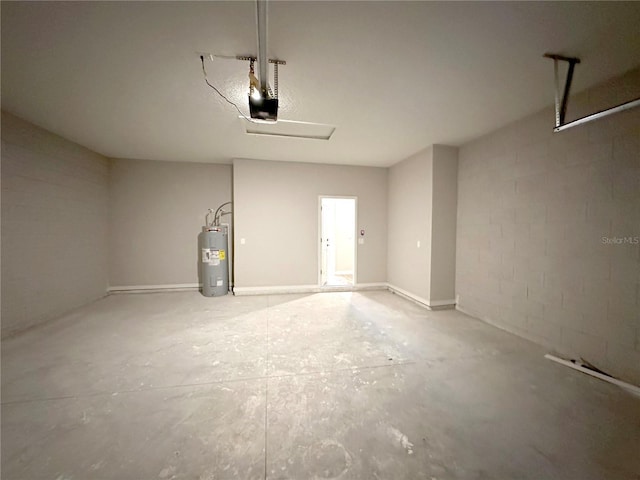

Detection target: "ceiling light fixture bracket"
[236, 56, 286, 99]
[235, 55, 286, 122]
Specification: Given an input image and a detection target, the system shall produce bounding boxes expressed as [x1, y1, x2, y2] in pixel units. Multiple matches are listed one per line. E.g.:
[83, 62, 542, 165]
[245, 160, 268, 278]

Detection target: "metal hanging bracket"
[269, 59, 285, 99]
[235, 56, 286, 99]
[544, 52, 640, 132]
[543, 53, 580, 129]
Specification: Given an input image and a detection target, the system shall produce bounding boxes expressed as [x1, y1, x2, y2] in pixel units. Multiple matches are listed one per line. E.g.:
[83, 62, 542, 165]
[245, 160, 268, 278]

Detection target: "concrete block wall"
[1, 111, 110, 337]
[456, 67, 640, 384]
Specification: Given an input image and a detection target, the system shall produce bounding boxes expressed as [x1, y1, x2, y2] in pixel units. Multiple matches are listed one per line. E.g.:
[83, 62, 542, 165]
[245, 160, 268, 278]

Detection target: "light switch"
[358, 238, 365, 245]
[417, 240, 421, 248]
[240, 238, 246, 245]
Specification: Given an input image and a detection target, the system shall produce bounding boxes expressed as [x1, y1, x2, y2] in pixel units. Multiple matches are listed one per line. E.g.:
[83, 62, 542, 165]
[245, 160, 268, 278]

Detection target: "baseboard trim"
[386, 284, 456, 309]
[233, 285, 319, 295]
[428, 298, 457, 307]
[108, 283, 200, 294]
[233, 283, 388, 296]
[387, 284, 430, 308]
[354, 283, 388, 291]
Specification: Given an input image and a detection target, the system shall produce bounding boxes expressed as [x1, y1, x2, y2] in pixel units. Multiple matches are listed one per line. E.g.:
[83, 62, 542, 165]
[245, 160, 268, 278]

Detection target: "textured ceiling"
[2, 1, 640, 167]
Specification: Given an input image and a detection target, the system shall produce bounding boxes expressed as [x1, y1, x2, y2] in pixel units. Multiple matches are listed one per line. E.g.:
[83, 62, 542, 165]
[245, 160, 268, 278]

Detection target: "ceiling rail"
[256, 0, 268, 95]
[544, 53, 640, 133]
[553, 98, 640, 133]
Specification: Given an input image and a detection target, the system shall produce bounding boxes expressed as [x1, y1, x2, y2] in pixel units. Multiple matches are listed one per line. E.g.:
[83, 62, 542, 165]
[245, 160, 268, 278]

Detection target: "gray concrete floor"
[324, 273, 353, 286]
[2, 291, 639, 480]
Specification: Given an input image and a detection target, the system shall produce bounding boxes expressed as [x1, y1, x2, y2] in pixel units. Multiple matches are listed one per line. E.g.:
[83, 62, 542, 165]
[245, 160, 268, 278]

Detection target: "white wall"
[109, 159, 232, 287]
[456, 67, 640, 384]
[387, 148, 433, 301]
[430, 145, 458, 302]
[387, 145, 458, 306]
[233, 158, 387, 288]
[1, 111, 109, 336]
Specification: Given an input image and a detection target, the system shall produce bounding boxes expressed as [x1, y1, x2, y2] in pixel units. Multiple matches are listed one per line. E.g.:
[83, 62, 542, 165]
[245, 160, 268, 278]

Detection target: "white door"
[320, 198, 334, 286]
[320, 197, 356, 286]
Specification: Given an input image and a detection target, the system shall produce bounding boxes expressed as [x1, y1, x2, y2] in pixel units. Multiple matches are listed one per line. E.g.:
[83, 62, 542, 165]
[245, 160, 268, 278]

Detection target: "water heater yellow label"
[219, 250, 226, 260]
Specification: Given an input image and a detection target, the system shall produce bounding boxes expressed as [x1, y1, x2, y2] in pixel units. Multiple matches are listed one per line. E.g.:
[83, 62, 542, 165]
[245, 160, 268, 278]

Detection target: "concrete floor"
[324, 273, 353, 286]
[2, 291, 639, 480]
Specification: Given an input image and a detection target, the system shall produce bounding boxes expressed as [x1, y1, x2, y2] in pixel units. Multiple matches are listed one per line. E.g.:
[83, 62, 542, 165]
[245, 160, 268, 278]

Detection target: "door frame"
[317, 195, 358, 287]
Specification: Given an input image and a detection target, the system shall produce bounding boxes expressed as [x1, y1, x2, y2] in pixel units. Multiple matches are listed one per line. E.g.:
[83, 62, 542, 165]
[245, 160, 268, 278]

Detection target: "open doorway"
[319, 196, 356, 287]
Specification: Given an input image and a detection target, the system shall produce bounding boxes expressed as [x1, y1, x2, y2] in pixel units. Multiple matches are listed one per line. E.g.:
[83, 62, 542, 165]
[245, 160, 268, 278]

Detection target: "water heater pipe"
[205, 208, 215, 228]
[213, 201, 232, 226]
